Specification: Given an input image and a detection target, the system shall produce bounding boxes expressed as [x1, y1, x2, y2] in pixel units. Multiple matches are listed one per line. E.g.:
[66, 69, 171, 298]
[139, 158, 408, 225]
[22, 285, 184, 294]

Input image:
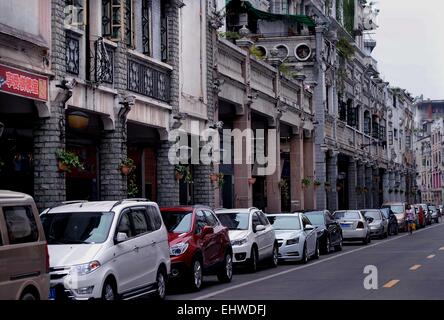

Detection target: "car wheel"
[20, 291, 38, 301]
[324, 237, 331, 254]
[248, 246, 258, 273]
[217, 252, 233, 283]
[362, 235, 368, 245]
[334, 236, 343, 252]
[102, 279, 117, 301]
[270, 244, 279, 268]
[300, 243, 308, 264]
[190, 258, 203, 291]
[313, 241, 320, 260]
[154, 269, 167, 300]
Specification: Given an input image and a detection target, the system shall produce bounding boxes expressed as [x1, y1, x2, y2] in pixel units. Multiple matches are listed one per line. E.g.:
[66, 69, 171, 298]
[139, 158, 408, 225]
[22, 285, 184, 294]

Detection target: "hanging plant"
[219, 31, 241, 42]
[249, 45, 265, 60]
[210, 172, 225, 189]
[363, 187, 369, 193]
[324, 181, 332, 191]
[56, 150, 84, 173]
[120, 158, 136, 176]
[355, 186, 363, 194]
[175, 164, 193, 183]
[279, 180, 290, 205]
[336, 37, 355, 60]
[313, 180, 322, 188]
[127, 173, 139, 198]
[302, 178, 312, 188]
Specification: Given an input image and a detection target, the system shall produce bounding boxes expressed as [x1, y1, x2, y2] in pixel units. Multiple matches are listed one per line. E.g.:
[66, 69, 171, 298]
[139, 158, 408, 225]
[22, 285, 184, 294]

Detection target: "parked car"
[418, 203, 432, 225]
[380, 207, 399, 235]
[303, 210, 343, 253]
[161, 206, 232, 291]
[381, 202, 408, 231]
[333, 210, 371, 244]
[0, 191, 50, 300]
[428, 205, 440, 223]
[215, 208, 278, 273]
[362, 209, 388, 239]
[412, 204, 426, 228]
[41, 200, 170, 300]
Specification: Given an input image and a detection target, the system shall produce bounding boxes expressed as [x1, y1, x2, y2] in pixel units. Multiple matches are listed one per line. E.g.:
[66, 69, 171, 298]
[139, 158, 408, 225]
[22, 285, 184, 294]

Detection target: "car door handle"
[151, 240, 156, 246]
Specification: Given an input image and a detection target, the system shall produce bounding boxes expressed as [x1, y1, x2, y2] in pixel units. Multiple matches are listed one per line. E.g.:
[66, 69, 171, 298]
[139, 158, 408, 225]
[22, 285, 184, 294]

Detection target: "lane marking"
[383, 279, 400, 288]
[427, 254, 435, 259]
[439, 247, 444, 251]
[192, 223, 444, 300]
[409, 264, 421, 271]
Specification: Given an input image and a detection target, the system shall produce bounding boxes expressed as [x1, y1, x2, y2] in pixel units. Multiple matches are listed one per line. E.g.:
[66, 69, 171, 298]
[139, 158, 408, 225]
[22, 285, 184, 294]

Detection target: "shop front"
[0, 64, 49, 197]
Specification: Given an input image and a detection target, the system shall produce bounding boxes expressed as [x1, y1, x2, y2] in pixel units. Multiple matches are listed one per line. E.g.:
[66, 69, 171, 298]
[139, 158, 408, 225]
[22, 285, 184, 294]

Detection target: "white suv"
[215, 208, 278, 272]
[40, 200, 170, 300]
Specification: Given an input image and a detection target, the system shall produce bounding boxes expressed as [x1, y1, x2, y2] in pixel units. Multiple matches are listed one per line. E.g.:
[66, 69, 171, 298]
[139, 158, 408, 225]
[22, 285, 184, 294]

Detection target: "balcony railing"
[127, 58, 171, 103]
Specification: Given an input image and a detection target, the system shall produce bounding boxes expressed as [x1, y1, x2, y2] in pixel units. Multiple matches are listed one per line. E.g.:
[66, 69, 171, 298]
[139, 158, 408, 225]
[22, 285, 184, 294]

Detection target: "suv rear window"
[3, 206, 39, 244]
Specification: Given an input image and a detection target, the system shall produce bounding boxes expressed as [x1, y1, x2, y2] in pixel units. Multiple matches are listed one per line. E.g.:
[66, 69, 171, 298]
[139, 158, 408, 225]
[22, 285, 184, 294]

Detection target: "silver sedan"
[333, 210, 371, 245]
[362, 209, 389, 239]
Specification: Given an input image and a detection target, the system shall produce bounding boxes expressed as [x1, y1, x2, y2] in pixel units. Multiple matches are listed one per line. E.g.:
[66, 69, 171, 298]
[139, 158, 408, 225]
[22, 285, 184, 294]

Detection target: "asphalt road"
[168, 221, 444, 300]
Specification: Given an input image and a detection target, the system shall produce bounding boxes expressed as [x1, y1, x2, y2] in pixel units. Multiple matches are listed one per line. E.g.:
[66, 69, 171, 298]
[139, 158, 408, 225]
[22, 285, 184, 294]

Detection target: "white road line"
[193, 223, 444, 300]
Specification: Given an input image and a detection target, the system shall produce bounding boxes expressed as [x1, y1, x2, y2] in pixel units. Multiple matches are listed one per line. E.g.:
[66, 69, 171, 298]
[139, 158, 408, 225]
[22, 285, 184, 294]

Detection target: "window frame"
[128, 206, 154, 236]
[3, 205, 39, 245]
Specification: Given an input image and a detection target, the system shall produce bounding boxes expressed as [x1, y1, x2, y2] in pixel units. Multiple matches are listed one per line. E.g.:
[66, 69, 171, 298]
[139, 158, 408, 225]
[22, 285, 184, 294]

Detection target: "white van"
[40, 199, 170, 300]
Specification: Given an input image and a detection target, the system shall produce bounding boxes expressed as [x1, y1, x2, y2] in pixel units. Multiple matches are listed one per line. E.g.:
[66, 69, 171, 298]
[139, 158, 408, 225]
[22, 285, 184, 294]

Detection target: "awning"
[226, 0, 316, 28]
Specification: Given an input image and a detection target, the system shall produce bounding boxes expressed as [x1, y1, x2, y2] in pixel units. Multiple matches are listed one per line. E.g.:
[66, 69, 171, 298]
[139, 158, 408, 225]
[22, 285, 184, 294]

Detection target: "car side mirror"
[201, 226, 214, 237]
[304, 224, 314, 231]
[115, 232, 128, 244]
[255, 225, 266, 232]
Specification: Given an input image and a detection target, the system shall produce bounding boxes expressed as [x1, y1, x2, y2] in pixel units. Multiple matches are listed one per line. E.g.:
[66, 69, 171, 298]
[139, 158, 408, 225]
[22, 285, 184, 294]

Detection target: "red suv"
[160, 206, 233, 291]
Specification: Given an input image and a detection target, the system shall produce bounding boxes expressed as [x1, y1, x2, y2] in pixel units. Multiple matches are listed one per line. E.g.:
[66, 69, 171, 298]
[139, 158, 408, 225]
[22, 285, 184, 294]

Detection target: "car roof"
[0, 190, 33, 200]
[160, 205, 212, 212]
[215, 208, 259, 214]
[43, 200, 158, 214]
[382, 202, 406, 205]
[361, 209, 380, 211]
[267, 213, 301, 217]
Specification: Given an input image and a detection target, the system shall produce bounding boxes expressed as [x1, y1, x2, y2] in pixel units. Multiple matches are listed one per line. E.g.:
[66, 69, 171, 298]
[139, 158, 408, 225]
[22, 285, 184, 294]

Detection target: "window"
[3, 206, 39, 245]
[258, 212, 270, 226]
[338, 98, 346, 122]
[364, 112, 371, 135]
[394, 128, 398, 139]
[195, 211, 208, 234]
[117, 211, 133, 238]
[406, 135, 411, 149]
[388, 130, 393, 145]
[160, 0, 168, 62]
[252, 213, 261, 229]
[302, 215, 311, 227]
[142, 0, 152, 55]
[130, 208, 152, 235]
[65, 0, 86, 28]
[204, 210, 219, 227]
[102, 0, 133, 46]
[148, 206, 162, 230]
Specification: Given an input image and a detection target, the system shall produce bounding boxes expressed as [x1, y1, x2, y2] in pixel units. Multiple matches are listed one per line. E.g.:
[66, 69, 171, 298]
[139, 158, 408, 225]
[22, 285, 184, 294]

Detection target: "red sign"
[0, 64, 48, 102]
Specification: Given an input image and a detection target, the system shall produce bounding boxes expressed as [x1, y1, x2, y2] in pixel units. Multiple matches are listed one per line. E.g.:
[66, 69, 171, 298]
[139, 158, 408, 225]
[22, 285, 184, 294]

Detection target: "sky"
[372, 0, 444, 100]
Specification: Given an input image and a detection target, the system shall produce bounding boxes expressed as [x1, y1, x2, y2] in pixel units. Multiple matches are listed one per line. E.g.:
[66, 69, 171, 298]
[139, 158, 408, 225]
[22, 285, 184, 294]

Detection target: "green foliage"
[175, 165, 193, 183]
[249, 45, 265, 60]
[212, 172, 225, 189]
[56, 150, 84, 172]
[336, 37, 355, 60]
[219, 31, 241, 41]
[302, 178, 312, 187]
[279, 180, 290, 204]
[127, 173, 139, 198]
[120, 157, 136, 172]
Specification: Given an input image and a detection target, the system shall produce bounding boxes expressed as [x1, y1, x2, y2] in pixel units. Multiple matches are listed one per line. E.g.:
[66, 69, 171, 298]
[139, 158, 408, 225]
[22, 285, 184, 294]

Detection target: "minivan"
[0, 190, 50, 300]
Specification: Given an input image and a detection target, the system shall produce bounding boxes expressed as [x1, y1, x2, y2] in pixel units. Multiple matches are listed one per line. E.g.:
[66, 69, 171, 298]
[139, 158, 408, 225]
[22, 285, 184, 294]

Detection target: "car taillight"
[357, 222, 365, 229]
[45, 243, 50, 274]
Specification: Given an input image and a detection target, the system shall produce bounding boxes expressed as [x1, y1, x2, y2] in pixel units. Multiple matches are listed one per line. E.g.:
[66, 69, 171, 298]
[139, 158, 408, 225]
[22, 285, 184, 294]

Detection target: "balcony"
[127, 56, 171, 103]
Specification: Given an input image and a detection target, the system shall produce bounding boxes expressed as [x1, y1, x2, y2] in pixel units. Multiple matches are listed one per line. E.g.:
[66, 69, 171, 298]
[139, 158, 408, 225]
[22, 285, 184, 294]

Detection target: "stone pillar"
[193, 163, 215, 207]
[157, 140, 180, 207]
[100, 116, 127, 200]
[290, 133, 304, 212]
[365, 165, 372, 208]
[266, 123, 281, 213]
[348, 159, 358, 210]
[383, 171, 390, 203]
[389, 171, 396, 201]
[304, 134, 316, 210]
[327, 152, 339, 211]
[233, 109, 253, 208]
[356, 161, 365, 208]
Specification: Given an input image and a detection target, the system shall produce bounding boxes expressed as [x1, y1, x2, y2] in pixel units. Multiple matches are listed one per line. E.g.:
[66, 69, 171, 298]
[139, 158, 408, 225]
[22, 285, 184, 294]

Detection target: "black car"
[379, 207, 399, 236]
[304, 210, 343, 254]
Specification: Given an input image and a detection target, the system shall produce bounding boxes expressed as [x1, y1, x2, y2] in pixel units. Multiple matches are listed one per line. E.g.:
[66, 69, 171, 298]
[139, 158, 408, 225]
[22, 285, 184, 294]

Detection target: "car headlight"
[286, 237, 299, 245]
[170, 242, 189, 256]
[71, 261, 101, 276]
[231, 238, 248, 246]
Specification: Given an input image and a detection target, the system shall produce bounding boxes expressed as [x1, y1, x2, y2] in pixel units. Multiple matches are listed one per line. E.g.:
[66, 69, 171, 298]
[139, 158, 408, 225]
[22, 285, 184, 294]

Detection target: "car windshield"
[382, 205, 404, 215]
[334, 211, 360, 220]
[161, 211, 193, 233]
[363, 211, 382, 220]
[304, 212, 325, 226]
[41, 212, 114, 245]
[267, 216, 301, 230]
[429, 206, 437, 211]
[216, 212, 249, 230]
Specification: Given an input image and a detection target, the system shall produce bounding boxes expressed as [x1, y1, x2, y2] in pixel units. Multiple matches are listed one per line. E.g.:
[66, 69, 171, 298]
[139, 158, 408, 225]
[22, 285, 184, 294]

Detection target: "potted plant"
[313, 180, 322, 188]
[363, 187, 369, 193]
[336, 182, 343, 191]
[248, 177, 256, 185]
[175, 165, 193, 183]
[302, 178, 312, 188]
[324, 181, 332, 191]
[210, 172, 225, 189]
[56, 150, 84, 173]
[120, 158, 136, 176]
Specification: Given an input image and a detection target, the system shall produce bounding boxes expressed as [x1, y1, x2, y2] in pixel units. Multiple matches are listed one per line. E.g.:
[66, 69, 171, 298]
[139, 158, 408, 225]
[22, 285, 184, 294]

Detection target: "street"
[168, 222, 444, 300]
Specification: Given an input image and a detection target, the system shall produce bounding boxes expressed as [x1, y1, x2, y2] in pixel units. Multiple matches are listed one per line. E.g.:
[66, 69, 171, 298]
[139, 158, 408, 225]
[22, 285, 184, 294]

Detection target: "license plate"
[49, 287, 56, 300]
[341, 224, 350, 229]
